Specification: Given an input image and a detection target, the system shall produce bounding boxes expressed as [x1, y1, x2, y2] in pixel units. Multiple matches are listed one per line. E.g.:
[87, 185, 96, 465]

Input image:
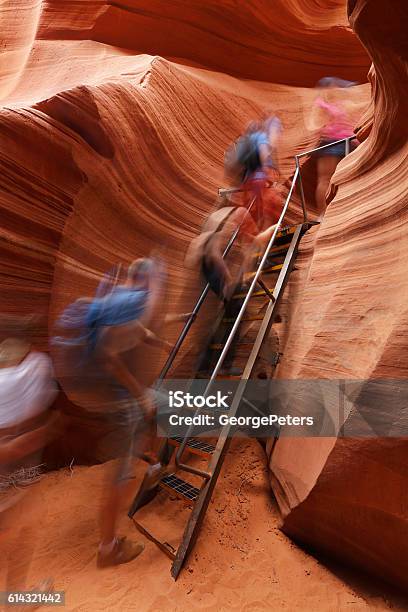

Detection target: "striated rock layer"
[0, 50, 368, 352]
[268, 0, 408, 591]
[33, 0, 369, 87]
[2, 0, 406, 593]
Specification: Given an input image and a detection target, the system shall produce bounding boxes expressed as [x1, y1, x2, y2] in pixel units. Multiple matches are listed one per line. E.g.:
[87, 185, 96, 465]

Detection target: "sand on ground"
[1, 439, 406, 612]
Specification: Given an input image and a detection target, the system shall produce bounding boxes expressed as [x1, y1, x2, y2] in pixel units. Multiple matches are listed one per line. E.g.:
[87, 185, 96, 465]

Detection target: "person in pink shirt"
[313, 77, 358, 218]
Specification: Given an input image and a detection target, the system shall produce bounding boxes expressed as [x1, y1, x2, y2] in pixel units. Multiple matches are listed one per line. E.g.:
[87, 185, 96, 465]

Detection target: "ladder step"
[254, 226, 296, 257]
[169, 437, 215, 458]
[223, 314, 264, 323]
[254, 243, 290, 258]
[160, 474, 201, 502]
[216, 374, 241, 380]
[276, 226, 296, 239]
[263, 263, 284, 274]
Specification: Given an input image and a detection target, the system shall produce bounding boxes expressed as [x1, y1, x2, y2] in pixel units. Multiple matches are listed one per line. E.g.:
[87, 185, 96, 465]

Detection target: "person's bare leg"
[98, 460, 144, 567]
[255, 224, 279, 252]
[241, 223, 279, 280]
[315, 156, 340, 220]
[99, 479, 125, 546]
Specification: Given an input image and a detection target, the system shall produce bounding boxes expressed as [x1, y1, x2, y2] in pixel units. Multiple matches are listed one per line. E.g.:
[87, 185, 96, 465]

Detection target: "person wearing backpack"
[53, 258, 173, 568]
[225, 116, 282, 229]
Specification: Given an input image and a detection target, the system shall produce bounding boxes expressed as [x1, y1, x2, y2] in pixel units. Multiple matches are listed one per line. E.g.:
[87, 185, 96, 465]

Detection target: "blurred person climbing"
[185, 202, 257, 376]
[0, 315, 59, 599]
[224, 114, 283, 229]
[313, 77, 359, 219]
[53, 258, 173, 568]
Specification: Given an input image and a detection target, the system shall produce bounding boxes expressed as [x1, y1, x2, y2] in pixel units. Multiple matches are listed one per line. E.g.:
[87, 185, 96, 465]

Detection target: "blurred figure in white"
[0, 315, 59, 599]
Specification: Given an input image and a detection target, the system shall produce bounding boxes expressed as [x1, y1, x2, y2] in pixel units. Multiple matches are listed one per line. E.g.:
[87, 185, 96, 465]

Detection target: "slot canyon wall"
[268, 0, 408, 591]
[1, 0, 406, 591]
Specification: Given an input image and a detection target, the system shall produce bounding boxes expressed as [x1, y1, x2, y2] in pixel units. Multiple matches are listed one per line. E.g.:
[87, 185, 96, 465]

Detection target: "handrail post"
[345, 137, 350, 156]
[295, 156, 308, 223]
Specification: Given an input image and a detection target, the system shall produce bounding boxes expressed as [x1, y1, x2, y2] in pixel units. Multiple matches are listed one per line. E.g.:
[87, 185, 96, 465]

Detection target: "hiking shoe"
[97, 537, 144, 568]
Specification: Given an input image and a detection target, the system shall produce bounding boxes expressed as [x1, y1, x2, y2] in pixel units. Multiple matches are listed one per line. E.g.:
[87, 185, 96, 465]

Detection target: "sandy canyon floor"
[1, 440, 406, 612]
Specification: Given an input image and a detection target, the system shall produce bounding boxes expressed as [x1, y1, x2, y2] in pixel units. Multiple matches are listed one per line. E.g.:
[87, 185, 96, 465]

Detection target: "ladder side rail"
[174, 166, 300, 476]
[171, 378, 246, 578]
[158, 196, 257, 381]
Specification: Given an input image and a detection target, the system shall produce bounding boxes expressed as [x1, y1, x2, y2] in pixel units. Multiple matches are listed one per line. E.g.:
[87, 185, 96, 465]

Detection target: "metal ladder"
[128, 137, 355, 579]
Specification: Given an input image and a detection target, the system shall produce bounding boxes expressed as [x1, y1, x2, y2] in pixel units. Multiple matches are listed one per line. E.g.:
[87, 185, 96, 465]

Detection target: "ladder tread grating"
[244, 263, 283, 282]
[160, 474, 201, 501]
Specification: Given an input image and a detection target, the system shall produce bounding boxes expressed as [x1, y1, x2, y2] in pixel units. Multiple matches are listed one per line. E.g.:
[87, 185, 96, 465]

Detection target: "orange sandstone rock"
[3, 0, 403, 593]
[269, 0, 408, 590]
[34, 0, 369, 87]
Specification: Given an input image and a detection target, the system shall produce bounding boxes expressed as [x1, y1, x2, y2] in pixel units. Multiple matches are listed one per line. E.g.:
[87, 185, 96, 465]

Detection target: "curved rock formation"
[2, 0, 370, 97]
[2, 0, 405, 594]
[0, 46, 369, 350]
[269, 0, 408, 590]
